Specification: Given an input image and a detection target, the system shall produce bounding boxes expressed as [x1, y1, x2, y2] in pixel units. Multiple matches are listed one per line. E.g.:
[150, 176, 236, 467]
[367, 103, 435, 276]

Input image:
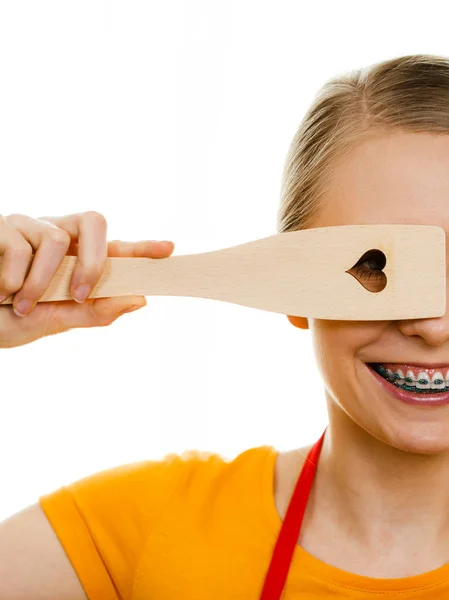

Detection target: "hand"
[0, 211, 174, 349]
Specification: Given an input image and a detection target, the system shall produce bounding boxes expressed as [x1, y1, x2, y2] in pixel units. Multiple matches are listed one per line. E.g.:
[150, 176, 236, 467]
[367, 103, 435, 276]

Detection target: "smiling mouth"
[368, 363, 449, 394]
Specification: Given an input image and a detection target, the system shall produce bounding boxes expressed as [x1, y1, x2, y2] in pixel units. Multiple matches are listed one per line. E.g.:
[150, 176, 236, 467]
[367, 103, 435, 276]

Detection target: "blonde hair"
[277, 53, 449, 234]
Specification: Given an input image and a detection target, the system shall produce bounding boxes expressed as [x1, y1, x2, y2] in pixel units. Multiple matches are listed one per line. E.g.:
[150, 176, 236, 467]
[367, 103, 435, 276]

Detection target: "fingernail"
[122, 305, 143, 314]
[14, 299, 33, 317]
[72, 284, 91, 303]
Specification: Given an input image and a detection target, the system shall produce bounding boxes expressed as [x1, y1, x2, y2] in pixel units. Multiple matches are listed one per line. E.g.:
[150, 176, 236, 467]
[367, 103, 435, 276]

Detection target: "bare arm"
[0, 212, 175, 598]
[0, 503, 88, 600]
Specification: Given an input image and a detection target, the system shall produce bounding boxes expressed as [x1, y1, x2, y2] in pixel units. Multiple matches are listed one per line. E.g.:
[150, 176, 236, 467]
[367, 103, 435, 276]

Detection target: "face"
[288, 131, 449, 454]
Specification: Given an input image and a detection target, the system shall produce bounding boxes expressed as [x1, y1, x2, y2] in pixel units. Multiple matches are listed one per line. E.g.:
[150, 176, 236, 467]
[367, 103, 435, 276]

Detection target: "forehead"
[313, 131, 449, 229]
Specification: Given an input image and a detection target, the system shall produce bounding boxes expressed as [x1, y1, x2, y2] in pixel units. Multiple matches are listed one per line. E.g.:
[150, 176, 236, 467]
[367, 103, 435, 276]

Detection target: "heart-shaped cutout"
[345, 249, 387, 293]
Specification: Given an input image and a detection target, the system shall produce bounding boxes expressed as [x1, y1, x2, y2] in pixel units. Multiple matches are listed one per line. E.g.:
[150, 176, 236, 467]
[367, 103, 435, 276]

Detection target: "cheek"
[309, 320, 383, 384]
[310, 320, 373, 358]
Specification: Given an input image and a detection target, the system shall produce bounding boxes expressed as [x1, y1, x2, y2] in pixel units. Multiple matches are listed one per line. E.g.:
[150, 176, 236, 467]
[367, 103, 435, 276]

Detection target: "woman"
[2, 53, 449, 599]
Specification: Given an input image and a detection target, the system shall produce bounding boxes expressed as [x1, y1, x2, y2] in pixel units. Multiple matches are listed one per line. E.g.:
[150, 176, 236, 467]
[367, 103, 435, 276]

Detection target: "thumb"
[0, 295, 148, 349]
[50, 295, 147, 333]
[89, 295, 147, 319]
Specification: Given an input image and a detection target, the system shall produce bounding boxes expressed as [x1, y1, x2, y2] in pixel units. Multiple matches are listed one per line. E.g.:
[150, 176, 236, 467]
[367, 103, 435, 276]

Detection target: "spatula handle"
[0, 237, 293, 308]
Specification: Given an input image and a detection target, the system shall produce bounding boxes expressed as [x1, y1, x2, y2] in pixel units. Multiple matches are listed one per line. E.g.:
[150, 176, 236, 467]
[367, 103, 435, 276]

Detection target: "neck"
[317, 404, 449, 550]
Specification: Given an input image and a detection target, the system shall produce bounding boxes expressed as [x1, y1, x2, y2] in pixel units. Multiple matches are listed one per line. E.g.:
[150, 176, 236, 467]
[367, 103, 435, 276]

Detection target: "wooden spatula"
[0, 224, 445, 321]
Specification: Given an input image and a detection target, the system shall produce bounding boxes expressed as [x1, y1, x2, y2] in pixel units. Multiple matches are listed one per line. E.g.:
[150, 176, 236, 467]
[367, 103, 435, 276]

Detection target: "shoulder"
[173, 443, 315, 520]
[175, 444, 314, 492]
[173, 445, 279, 490]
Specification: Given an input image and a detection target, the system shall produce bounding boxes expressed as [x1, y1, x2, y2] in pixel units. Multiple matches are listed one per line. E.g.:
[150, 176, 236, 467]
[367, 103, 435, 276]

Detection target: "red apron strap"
[259, 428, 327, 600]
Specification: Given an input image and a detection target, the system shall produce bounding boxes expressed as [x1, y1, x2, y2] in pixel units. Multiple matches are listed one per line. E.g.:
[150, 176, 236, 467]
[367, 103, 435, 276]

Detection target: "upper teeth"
[384, 368, 449, 389]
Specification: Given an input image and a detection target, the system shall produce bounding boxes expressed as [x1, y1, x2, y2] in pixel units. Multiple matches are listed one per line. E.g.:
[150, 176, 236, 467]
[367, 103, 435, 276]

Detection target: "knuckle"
[0, 244, 33, 292]
[47, 228, 71, 247]
[0, 271, 24, 293]
[88, 301, 104, 322]
[84, 211, 107, 227]
[9, 242, 33, 258]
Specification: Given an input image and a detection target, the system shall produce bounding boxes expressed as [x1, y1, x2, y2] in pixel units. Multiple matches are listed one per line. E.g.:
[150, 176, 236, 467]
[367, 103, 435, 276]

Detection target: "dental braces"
[375, 365, 448, 386]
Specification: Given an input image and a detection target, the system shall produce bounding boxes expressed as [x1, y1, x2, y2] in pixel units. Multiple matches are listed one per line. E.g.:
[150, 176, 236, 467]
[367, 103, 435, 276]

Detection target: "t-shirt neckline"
[259, 445, 449, 593]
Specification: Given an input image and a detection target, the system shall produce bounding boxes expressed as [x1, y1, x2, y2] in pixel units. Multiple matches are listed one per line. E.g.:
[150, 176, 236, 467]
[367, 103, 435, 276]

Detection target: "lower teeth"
[372, 365, 448, 394]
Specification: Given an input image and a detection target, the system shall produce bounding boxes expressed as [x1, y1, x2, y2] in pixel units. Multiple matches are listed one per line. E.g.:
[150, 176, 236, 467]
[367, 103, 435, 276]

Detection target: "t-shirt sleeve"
[38, 452, 188, 600]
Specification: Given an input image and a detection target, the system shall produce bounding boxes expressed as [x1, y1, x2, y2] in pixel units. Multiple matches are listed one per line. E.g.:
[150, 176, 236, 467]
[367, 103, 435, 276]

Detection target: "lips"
[367, 363, 449, 406]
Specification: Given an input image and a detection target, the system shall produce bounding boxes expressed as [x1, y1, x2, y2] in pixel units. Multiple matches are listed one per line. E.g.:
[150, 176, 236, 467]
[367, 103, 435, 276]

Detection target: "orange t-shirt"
[39, 445, 449, 599]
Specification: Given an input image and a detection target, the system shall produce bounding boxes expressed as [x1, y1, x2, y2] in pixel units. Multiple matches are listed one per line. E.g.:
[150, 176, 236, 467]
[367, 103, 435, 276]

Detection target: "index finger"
[106, 240, 174, 257]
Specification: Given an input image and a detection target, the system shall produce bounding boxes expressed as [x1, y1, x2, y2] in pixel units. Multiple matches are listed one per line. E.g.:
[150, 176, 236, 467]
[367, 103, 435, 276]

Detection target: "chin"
[368, 419, 449, 455]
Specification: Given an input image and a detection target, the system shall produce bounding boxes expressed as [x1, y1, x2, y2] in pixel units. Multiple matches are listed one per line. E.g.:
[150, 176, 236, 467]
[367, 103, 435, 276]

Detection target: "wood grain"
[0, 224, 445, 320]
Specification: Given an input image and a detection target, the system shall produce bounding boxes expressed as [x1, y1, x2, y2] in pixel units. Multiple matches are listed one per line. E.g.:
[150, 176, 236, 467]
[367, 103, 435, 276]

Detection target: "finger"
[56, 241, 85, 256]
[0, 216, 34, 302]
[0, 295, 147, 348]
[38, 212, 108, 303]
[63, 240, 175, 258]
[106, 239, 175, 257]
[44, 296, 147, 333]
[5, 214, 71, 316]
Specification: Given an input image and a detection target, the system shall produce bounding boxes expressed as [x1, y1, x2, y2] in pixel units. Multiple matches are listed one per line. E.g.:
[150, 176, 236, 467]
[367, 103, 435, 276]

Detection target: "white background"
[0, 0, 446, 519]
